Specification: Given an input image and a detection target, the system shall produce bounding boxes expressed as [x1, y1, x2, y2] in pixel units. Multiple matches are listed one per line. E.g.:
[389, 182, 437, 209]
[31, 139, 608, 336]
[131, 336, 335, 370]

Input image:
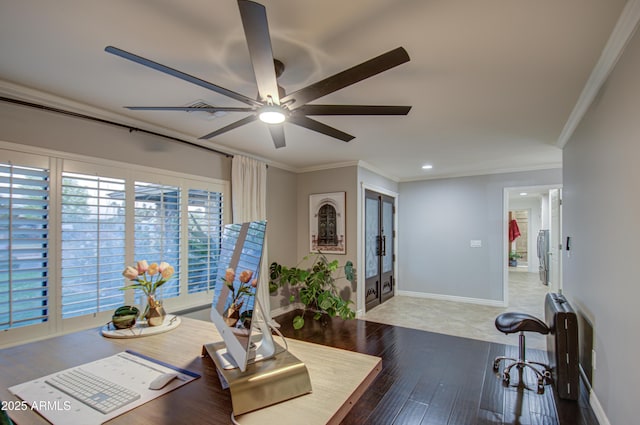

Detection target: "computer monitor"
[210, 220, 275, 372]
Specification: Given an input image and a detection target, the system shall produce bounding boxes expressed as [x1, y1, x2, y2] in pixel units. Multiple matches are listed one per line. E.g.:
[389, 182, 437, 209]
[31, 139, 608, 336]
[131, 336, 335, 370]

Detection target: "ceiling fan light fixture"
[259, 105, 286, 124]
[106, 1, 411, 149]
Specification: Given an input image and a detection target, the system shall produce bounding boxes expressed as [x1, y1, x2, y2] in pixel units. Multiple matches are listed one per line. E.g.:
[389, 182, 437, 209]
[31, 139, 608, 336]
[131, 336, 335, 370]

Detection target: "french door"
[364, 190, 395, 311]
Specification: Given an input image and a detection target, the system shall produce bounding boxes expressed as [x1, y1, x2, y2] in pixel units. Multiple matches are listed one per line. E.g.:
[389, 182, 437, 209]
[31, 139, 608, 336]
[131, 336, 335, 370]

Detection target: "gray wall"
[265, 165, 298, 311]
[266, 166, 298, 265]
[398, 169, 561, 302]
[0, 100, 230, 179]
[562, 21, 640, 425]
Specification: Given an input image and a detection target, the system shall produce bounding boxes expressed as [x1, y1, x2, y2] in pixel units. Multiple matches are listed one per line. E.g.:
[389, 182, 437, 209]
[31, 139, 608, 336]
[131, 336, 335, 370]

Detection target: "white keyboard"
[46, 368, 141, 414]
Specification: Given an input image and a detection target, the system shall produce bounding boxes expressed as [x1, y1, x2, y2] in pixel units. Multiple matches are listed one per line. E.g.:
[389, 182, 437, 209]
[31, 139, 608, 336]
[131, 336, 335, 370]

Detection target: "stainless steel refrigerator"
[537, 229, 550, 285]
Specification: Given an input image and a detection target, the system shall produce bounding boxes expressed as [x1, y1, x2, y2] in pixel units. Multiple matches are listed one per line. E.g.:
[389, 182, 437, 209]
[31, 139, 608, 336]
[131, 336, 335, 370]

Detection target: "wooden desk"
[0, 317, 381, 425]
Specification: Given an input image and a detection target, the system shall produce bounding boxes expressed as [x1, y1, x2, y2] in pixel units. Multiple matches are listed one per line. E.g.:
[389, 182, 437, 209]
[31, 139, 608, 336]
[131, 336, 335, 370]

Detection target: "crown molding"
[294, 160, 361, 174]
[557, 0, 640, 148]
[357, 160, 401, 182]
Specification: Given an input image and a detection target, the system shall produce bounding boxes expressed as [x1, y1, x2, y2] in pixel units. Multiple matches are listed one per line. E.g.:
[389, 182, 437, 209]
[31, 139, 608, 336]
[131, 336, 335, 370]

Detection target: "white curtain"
[231, 155, 273, 324]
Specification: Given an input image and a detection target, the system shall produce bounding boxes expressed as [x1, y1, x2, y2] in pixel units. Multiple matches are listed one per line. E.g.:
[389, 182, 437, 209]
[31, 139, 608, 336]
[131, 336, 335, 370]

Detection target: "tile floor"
[363, 268, 550, 350]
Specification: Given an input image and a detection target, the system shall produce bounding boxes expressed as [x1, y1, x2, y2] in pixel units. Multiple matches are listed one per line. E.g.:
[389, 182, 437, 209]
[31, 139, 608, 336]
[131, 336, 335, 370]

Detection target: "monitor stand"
[215, 303, 277, 371]
[203, 337, 312, 413]
[202, 302, 312, 415]
[211, 330, 275, 371]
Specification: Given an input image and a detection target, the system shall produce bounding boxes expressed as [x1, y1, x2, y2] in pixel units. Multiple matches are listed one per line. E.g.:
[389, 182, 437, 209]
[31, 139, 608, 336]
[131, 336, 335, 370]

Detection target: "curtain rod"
[0, 96, 233, 158]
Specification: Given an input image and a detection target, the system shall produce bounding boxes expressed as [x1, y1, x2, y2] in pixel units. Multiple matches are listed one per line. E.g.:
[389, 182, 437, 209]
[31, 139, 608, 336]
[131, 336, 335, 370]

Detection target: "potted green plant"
[509, 251, 521, 267]
[269, 252, 356, 330]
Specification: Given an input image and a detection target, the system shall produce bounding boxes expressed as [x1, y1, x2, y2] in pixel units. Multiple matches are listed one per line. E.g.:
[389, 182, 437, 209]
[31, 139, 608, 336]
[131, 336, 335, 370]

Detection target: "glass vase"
[144, 293, 166, 326]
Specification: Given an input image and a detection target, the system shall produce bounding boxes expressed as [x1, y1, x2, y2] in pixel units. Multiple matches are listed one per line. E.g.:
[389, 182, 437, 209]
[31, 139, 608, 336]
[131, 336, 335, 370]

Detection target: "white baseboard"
[589, 389, 611, 425]
[578, 364, 610, 425]
[396, 290, 507, 308]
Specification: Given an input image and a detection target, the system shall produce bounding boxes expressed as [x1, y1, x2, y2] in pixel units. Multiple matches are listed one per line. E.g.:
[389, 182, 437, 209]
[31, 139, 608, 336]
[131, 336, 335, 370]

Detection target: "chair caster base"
[495, 361, 552, 395]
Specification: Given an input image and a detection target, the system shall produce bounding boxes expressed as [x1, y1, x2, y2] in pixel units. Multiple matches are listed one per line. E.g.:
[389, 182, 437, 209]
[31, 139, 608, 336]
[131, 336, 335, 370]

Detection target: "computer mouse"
[148, 372, 179, 390]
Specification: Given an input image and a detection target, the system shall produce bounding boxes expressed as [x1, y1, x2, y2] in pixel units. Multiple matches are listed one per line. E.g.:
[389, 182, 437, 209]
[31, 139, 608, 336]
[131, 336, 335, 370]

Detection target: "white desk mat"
[9, 350, 199, 425]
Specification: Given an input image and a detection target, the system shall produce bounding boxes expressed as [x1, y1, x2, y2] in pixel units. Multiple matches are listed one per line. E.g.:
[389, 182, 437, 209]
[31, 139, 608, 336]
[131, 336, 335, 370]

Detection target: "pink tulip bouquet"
[121, 260, 175, 296]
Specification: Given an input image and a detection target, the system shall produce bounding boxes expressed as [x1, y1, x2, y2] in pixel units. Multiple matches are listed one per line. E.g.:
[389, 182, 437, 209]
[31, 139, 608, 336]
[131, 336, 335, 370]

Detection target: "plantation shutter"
[60, 172, 126, 318]
[0, 163, 50, 330]
[187, 189, 223, 294]
[134, 182, 181, 300]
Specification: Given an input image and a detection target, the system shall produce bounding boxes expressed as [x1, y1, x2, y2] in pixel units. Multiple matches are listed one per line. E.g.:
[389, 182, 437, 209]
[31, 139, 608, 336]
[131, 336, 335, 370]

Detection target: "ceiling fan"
[105, 0, 411, 149]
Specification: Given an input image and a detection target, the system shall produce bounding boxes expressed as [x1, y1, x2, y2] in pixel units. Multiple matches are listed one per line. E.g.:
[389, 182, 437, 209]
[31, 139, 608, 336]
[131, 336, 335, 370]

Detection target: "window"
[0, 163, 50, 330]
[0, 145, 228, 344]
[187, 189, 223, 294]
[60, 173, 126, 318]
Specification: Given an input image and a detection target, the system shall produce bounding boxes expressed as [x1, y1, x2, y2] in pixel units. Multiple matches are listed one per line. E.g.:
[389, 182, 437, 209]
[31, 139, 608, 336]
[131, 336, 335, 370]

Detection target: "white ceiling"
[0, 0, 628, 181]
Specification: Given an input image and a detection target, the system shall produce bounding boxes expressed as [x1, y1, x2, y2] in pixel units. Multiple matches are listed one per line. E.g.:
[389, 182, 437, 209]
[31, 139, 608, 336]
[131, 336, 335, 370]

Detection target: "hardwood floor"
[275, 310, 598, 425]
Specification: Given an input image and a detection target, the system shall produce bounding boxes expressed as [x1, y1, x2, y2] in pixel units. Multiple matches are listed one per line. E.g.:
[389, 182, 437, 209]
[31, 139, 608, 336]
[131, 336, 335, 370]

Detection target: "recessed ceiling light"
[421, 164, 433, 170]
[520, 192, 528, 196]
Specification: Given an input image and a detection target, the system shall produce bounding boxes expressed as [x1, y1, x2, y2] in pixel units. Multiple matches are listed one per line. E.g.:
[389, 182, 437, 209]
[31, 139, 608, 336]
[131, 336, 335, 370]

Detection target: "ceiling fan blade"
[288, 115, 355, 142]
[281, 47, 410, 109]
[297, 105, 412, 116]
[126, 106, 255, 112]
[268, 124, 286, 149]
[105, 46, 261, 107]
[198, 115, 257, 139]
[237, 0, 281, 104]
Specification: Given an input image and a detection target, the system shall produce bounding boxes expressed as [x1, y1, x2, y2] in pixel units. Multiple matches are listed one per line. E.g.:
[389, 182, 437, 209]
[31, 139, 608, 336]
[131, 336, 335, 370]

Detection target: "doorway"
[364, 189, 395, 311]
[504, 185, 562, 308]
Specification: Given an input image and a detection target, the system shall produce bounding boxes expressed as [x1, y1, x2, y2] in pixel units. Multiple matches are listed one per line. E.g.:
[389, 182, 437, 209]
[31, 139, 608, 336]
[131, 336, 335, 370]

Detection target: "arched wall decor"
[309, 192, 346, 254]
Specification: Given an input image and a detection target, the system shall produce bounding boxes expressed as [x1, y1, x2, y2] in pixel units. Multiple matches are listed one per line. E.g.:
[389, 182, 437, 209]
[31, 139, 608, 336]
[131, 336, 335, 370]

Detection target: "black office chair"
[493, 312, 552, 394]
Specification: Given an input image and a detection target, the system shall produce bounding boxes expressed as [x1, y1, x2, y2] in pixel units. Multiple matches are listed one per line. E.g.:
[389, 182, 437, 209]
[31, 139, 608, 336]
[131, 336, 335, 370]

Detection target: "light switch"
[470, 240, 482, 248]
